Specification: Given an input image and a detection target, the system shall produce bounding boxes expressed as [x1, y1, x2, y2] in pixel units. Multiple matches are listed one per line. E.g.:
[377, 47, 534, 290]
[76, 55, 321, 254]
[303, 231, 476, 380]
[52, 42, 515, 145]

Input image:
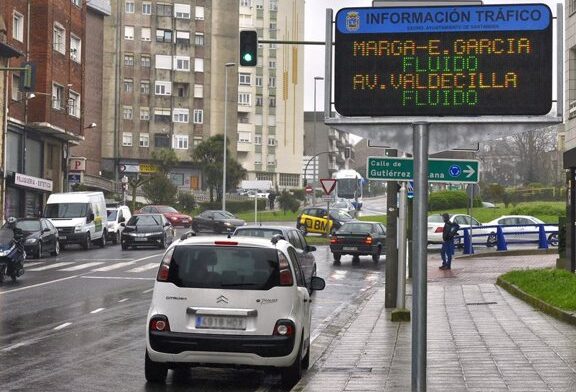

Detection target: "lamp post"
[222, 62, 235, 211]
[312, 76, 324, 206]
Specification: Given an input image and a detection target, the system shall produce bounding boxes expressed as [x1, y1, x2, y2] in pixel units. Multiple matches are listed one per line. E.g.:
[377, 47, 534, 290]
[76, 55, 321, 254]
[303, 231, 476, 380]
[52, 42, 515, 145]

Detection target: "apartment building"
[101, 0, 238, 191]
[236, 0, 304, 190]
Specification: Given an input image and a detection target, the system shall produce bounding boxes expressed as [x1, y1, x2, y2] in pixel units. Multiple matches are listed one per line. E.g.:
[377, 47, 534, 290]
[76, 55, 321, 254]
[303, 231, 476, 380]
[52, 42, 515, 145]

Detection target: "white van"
[44, 191, 108, 250]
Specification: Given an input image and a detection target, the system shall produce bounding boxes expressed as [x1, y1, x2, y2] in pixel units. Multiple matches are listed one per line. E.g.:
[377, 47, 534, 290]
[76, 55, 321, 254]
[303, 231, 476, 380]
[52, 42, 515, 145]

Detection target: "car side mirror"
[164, 222, 171, 227]
[307, 245, 316, 252]
[180, 231, 196, 241]
[310, 276, 326, 291]
[42, 227, 51, 233]
[119, 217, 125, 223]
[120, 222, 126, 227]
[88, 213, 95, 223]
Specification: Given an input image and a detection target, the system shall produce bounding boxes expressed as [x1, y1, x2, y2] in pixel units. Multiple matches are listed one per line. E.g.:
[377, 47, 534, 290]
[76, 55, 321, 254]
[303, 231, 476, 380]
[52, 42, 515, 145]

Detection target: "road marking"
[331, 270, 348, 280]
[81, 276, 155, 281]
[90, 308, 105, 314]
[0, 275, 79, 295]
[131, 253, 164, 262]
[127, 262, 159, 273]
[91, 260, 137, 272]
[59, 262, 105, 271]
[142, 288, 154, 294]
[23, 261, 46, 268]
[54, 322, 72, 330]
[74, 259, 128, 262]
[27, 262, 75, 271]
[1, 338, 40, 352]
[118, 298, 129, 303]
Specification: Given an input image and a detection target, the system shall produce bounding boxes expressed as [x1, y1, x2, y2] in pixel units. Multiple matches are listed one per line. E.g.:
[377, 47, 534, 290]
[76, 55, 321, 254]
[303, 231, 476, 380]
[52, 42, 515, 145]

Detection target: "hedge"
[429, 191, 481, 211]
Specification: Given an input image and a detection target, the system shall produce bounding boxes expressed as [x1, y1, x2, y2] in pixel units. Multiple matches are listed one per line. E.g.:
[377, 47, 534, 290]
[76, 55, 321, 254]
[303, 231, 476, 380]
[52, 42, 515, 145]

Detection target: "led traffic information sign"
[334, 4, 552, 117]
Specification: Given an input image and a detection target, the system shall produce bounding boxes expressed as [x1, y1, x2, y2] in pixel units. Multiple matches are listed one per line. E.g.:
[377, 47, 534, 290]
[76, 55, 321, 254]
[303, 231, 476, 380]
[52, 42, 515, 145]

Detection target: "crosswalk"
[25, 258, 161, 274]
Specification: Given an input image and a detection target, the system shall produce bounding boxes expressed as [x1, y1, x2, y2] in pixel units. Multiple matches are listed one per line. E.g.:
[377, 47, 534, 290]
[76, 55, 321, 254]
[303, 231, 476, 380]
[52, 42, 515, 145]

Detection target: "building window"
[174, 3, 191, 19]
[195, 6, 205, 20]
[156, 29, 173, 43]
[124, 54, 134, 66]
[123, 106, 133, 120]
[238, 132, 251, 143]
[172, 108, 189, 123]
[194, 58, 204, 72]
[154, 108, 171, 122]
[140, 107, 150, 120]
[268, 136, 277, 146]
[238, 93, 251, 106]
[176, 84, 189, 97]
[254, 135, 262, 145]
[141, 55, 151, 67]
[254, 153, 262, 165]
[194, 84, 203, 98]
[155, 134, 170, 148]
[174, 56, 190, 71]
[172, 135, 189, 150]
[155, 81, 172, 95]
[195, 33, 204, 46]
[239, 73, 252, 85]
[53, 24, 66, 54]
[255, 76, 263, 87]
[13, 12, 24, 42]
[279, 174, 299, 187]
[269, 76, 276, 88]
[241, 0, 251, 6]
[193, 137, 203, 146]
[11, 74, 20, 101]
[70, 35, 81, 62]
[155, 55, 172, 69]
[269, 96, 276, 107]
[176, 31, 190, 44]
[140, 80, 150, 95]
[52, 84, 64, 110]
[124, 79, 134, 93]
[193, 109, 204, 124]
[255, 95, 263, 106]
[269, 60, 276, 69]
[267, 155, 276, 166]
[142, 2, 152, 15]
[156, 3, 172, 16]
[139, 133, 150, 147]
[141, 27, 151, 41]
[122, 132, 133, 147]
[125, 1, 135, 13]
[124, 26, 134, 40]
[270, 0, 278, 11]
[68, 91, 80, 117]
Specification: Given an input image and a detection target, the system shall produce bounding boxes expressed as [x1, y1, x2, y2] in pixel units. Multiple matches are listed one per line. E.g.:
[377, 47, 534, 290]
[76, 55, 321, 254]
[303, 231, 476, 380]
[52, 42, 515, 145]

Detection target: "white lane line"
[27, 262, 75, 271]
[59, 262, 105, 271]
[23, 261, 46, 268]
[53, 322, 72, 330]
[1, 338, 40, 352]
[131, 253, 164, 263]
[74, 259, 128, 262]
[90, 308, 105, 314]
[118, 298, 129, 303]
[81, 276, 155, 281]
[0, 275, 79, 295]
[127, 262, 159, 273]
[142, 288, 154, 294]
[91, 260, 138, 272]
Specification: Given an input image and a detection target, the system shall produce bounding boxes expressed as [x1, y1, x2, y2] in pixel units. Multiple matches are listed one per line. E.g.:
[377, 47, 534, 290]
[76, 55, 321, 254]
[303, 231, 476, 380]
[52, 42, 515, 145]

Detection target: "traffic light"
[19, 62, 36, 92]
[240, 30, 258, 66]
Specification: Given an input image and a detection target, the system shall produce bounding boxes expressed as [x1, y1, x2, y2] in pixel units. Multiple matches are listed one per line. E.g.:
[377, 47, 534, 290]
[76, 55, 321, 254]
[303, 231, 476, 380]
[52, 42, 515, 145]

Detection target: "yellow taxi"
[296, 207, 355, 235]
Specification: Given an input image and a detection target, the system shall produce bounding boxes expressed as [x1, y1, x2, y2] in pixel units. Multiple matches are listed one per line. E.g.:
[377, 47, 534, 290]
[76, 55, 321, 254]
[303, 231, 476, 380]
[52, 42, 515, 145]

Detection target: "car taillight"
[215, 241, 238, 246]
[364, 236, 373, 245]
[434, 227, 443, 233]
[156, 247, 175, 282]
[273, 320, 295, 336]
[330, 236, 338, 244]
[277, 251, 293, 286]
[149, 315, 170, 332]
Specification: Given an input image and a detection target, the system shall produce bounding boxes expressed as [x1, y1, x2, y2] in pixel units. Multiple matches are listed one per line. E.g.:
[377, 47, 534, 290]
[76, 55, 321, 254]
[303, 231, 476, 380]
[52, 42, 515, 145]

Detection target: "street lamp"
[312, 76, 324, 206]
[222, 62, 235, 211]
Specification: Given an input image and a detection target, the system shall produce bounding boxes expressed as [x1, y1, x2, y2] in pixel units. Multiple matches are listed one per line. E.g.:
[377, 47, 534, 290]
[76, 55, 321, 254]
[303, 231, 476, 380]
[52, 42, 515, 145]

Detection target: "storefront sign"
[15, 173, 53, 192]
[140, 163, 158, 173]
[68, 173, 82, 185]
[68, 157, 86, 171]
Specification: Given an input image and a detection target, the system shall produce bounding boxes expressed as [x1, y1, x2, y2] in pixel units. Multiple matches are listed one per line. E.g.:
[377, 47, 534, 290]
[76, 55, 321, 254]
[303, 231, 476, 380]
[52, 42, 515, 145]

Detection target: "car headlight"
[25, 238, 38, 245]
[74, 225, 82, 233]
[224, 222, 233, 226]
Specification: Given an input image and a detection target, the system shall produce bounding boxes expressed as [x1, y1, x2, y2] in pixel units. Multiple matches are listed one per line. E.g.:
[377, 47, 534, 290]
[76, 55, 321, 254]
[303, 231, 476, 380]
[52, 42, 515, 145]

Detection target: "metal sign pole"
[397, 182, 407, 309]
[412, 122, 429, 392]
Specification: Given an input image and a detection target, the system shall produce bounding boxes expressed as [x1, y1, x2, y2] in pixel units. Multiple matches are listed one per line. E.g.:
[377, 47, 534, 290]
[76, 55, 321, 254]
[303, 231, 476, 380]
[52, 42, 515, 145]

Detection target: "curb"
[457, 248, 558, 259]
[496, 277, 576, 326]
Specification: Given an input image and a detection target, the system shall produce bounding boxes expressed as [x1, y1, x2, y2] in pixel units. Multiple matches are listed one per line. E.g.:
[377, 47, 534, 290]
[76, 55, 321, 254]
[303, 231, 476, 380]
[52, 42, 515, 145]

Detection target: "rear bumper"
[330, 244, 379, 255]
[149, 330, 295, 358]
[121, 234, 163, 247]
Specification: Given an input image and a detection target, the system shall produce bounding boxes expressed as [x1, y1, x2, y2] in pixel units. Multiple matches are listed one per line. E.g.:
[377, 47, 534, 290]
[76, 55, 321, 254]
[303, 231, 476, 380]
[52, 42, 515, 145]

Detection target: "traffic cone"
[496, 226, 507, 251]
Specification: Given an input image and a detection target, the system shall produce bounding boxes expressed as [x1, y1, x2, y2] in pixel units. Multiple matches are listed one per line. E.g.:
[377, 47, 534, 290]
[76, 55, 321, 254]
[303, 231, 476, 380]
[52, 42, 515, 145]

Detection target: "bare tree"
[505, 126, 556, 185]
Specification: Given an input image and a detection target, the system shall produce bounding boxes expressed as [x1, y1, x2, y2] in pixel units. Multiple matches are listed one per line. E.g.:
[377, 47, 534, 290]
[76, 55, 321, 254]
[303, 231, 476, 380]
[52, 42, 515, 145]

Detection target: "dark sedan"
[9, 218, 60, 259]
[192, 210, 246, 234]
[121, 214, 174, 250]
[330, 221, 386, 264]
[232, 225, 317, 290]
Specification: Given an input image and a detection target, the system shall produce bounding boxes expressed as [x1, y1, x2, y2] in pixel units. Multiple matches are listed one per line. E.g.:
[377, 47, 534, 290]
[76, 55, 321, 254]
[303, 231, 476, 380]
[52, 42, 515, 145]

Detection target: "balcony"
[237, 141, 252, 152]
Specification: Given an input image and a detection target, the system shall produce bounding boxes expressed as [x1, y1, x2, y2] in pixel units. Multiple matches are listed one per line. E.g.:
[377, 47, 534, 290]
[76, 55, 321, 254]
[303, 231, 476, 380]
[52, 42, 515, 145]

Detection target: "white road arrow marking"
[463, 165, 475, 178]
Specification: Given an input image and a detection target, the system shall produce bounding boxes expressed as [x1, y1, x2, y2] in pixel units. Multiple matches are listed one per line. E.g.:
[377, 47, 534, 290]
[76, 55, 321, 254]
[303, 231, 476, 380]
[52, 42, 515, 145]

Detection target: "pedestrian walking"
[440, 213, 460, 270]
[268, 191, 276, 210]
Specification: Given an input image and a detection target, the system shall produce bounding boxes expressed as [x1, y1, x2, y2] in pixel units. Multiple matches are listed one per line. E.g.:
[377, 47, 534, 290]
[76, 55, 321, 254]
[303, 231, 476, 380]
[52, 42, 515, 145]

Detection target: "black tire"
[99, 231, 107, 248]
[121, 243, 128, 250]
[352, 255, 360, 264]
[82, 232, 91, 250]
[0, 267, 5, 283]
[112, 231, 120, 245]
[548, 233, 559, 247]
[487, 233, 497, 247]
[51, 240, 60, 256]
[281, 337, 303, 388]
[35, 242, 42, 259]
[333, 253, 341, 263]
[145, 350, 167, 384]
[59, 242, 66, 251]
[159, 235, 167, 249]
[372, 246, 381, 263]
[10, 272, 17, 282]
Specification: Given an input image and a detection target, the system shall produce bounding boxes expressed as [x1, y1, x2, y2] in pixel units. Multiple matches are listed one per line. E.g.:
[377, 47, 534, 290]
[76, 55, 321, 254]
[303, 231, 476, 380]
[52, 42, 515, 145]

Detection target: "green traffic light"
[243, 53, 253, 62]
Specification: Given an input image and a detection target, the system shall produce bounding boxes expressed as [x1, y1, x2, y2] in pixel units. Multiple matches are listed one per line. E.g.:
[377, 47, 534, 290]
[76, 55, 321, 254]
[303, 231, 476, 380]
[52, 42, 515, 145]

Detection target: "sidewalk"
[295, 253, 576, 392]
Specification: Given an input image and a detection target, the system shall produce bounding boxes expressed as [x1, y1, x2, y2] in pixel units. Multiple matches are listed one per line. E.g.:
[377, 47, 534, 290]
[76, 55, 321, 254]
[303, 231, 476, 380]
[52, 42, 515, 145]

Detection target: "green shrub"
[198, 200, 266, 213]
[291, 189, 306, 201]
[509, 203, 566, 218]
[177, 192, 196, 212]
[142, 174, 177, 205]
[278, 190, 300, 213]
[429, 191, 480, 211]
[481, 183, 505, 202]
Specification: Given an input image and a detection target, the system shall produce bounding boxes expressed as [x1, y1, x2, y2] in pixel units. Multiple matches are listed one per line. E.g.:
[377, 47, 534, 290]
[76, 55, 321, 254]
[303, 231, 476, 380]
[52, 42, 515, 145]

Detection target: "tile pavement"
[294, 254, 576, 392]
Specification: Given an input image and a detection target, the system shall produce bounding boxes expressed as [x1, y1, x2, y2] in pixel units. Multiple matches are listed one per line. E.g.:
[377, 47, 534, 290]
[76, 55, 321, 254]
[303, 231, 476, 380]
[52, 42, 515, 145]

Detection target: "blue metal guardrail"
[460, 224, 559, 255]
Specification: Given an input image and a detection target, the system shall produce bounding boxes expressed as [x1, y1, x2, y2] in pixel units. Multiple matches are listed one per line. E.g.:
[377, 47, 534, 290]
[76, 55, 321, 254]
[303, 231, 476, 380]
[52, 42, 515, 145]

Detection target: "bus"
[332, 169, 364, 210]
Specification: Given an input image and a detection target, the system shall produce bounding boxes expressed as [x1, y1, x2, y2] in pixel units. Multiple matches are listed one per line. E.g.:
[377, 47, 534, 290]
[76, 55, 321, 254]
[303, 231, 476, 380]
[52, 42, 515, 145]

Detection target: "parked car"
[427, 213, 486, 246]
[233, 225, 317, 289]
[121, 214, 174, 250]
[6, 218, 60, 259]
[107, 205, 132, 244]
[145, 235, 326, 386]
[296, 207, 355, 235]
[137, 205, 192, 228]
[483, 215, 558, 247]
[191, 210, 246, 233]
[330, 221, 386, 264]
[331, 199, 357, 217]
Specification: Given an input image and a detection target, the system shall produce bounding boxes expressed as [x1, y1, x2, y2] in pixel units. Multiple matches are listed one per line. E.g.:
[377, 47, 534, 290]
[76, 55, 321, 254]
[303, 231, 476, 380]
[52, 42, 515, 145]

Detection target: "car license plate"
[196, 316, 246, 330]
[135, 237, 148, 242]
[343, 246, 356, 251]
[59, 236, 66, 240]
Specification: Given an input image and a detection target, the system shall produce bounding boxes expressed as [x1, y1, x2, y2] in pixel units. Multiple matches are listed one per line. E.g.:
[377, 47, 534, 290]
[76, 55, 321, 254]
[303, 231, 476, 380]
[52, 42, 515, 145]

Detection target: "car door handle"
[304, 298, 311, 303]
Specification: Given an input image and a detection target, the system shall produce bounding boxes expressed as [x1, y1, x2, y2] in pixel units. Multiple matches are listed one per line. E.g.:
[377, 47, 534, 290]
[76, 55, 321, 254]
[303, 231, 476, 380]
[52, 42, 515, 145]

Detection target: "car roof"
[235, 225, 294, 231]
[342, 221, 380, 225]
[133, 213, 162, 217]
[176, 235, 290, 249]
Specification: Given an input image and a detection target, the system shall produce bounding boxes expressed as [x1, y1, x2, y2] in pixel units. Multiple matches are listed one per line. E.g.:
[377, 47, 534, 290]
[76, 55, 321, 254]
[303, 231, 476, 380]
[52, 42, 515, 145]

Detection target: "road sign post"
[367, 157, 480, 183]
[320, 179, 337, 236]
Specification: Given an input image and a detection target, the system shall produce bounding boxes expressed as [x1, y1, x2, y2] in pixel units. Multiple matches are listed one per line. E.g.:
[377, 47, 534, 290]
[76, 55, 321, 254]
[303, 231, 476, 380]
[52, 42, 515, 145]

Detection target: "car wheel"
[333, 253, 341, 263]
[486, 232, 497, 247]
[281, 337, 303, 387]
[51, 240, 60, 256]
[59, 242, 66, 251]
[82, 232, 91, 250]
[352, 255, 360, 264]
[121, 243, 128, 250]
[159, 235, 167, 249]
[372, 246, 381, 263]
[35, 242, 42, 259]
[548, 233, 559, 247]
[99, 231, 107, 248]
[112, 231, 120, 245]
[145, 350, 167, 384]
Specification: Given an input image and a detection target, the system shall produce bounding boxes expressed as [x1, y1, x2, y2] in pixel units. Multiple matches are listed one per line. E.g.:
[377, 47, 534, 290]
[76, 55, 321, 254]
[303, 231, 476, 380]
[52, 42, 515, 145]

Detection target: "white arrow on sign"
[463, 165, 476, 178]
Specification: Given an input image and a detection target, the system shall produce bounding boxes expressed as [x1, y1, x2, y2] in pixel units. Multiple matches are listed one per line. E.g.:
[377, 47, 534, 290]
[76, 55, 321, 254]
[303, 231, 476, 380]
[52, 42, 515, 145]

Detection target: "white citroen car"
[145, 235, 325, 387]
[427, 213, 489, 246]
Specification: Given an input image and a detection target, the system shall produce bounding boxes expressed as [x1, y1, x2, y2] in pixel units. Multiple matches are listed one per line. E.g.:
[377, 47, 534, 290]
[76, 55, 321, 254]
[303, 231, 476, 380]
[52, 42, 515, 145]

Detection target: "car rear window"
[233, 228, 283, 239]
[166, 245, 280, 290]
[428, 215, 444, 223]
[338, 222, 374, 234]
